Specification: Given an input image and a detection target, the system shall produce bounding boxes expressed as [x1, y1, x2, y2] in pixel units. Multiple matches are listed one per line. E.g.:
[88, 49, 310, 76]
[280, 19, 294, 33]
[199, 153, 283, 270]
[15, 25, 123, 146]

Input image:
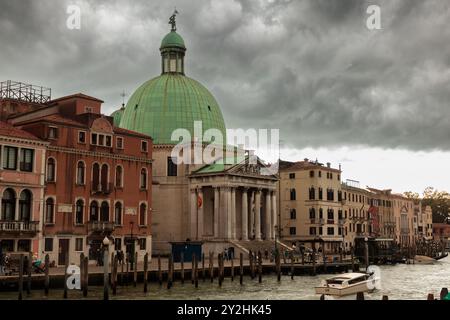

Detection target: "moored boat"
[315, 272, 380, 297]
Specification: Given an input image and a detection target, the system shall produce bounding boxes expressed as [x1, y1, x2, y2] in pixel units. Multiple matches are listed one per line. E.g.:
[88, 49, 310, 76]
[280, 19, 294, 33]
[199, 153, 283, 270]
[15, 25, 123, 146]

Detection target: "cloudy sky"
[1, 0, 449, 194]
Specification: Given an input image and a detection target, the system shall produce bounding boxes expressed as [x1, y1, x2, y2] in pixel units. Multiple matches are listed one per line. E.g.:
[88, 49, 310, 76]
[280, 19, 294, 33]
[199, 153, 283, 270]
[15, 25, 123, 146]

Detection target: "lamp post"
[129, 221, 135, 271]
[102, 236, 110, 300]
[364, 236, 369, 270]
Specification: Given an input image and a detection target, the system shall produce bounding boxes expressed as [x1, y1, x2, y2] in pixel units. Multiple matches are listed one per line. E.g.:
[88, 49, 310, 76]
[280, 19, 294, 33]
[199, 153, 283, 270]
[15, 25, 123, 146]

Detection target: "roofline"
[47, 93, 104, 104]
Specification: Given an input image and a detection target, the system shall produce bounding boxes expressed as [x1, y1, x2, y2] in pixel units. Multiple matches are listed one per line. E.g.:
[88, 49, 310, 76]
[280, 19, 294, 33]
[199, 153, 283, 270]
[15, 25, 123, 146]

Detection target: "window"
[338, 210, 343, 220]
[309, 208, 315, 219]
[327, 209, 334, 221]
[330, 173, 333, 179]
[85, 106, 93, 113]
[309, 227, 316, 235]
[116, 137, 124, 149]
[139, 203, 147, 226]
[3, 146, 18, 170]
[319, 208, 323, 219]
[76, 161, 85, 185]
[139, 238, 147, 250]
[46, 158, 56, 182]
[1, 188, 16, 221]
[319, 227, 323, 235]
[309, 170, 314, 178]
[91, 133, 98, 145]
[140, 168, 147, 189]
[20, 148, 34, 172]
[290, 209, 297, 220]
[92, 163, 100, 190]
[45, 198, 54, 224]
[141, 141, 148, 152]
[318, 188, 323, 200]
[338, 227, 342, 236]
[113, 166, 122, 188]
[327, 227, 335, 235]
[18, 239, 31, 252]
[318, 171, 322, 178]
[90, 201, 99, 221]
[327, 189, 334, 201]
[290, 189, 296, 201]
[114, 238, 122, 251]
[106, 136, 112, 147]
[100, 201, 109, 222]
[44, 238, 53, 252]
[114, 202, 122, 225]
[338, 191, 342, 202]
[309, 187, 315, 200]
[75, 238, 83, 252]
[75, 200, 84, 224]
[98, 135, 104, 146]
[18, 190, 31, 221]
[289, 173, 295, 179]
[101, 164, 108, 191]
[337, 174, 340, 181]
[289, 227, 296, 235]
[78, 131, 86, 143]
[167, 157, 177, 176]
[48, 127, 58, 139]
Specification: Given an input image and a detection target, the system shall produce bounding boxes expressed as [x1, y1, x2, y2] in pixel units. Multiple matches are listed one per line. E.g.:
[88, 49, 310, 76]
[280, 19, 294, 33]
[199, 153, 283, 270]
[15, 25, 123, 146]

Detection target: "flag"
[197, 195, 203, 208]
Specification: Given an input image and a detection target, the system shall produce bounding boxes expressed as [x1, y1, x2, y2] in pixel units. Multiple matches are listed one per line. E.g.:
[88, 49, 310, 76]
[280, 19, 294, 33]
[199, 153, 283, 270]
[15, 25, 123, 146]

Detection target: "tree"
[421, 187, 450, 223]
[403, 191, 420, 199]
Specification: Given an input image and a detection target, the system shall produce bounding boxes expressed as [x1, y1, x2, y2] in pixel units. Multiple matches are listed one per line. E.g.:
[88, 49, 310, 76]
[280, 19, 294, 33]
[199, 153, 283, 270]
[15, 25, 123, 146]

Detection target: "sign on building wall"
[58, 204, 73, 213]
[126, 207, 137, 215]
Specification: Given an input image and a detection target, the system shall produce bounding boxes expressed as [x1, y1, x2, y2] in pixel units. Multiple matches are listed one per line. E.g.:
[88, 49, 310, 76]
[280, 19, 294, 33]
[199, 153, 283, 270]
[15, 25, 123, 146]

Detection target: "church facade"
[114, 15, 280, 254]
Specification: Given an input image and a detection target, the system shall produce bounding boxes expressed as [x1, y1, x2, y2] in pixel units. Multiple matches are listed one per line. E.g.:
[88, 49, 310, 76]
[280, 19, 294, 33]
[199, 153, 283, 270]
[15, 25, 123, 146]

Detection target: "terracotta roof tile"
[0, 121, 42, 141]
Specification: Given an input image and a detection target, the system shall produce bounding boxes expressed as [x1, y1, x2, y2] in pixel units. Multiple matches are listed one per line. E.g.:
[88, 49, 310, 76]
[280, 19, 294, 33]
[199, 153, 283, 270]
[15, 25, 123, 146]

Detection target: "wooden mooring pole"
[209, 252, 214, 283]
[276, 251, 281, 282]
[158, 255, 162, 286]
[103, 248, 109, 301]
[112, 255, 118, 295]
[63, 255, 69, 299]
[312, 242, 316, 276]
[133, 252, 138, 287]
[218, 253, 223, 287]
[239, 253, 243, 285]
[181, 252, 185, 284]
[44, 254, 49, 296]
[83, 256, 88, 297]
[290, 251, 294, 280]
[194, 254, 199, 288]
[258, 251, 262, 283]
[191, 253, 195, 284]
[18, 254, 24, 300]
[231, 257, 234, 282]
[249, 251, 254, 279]
[167, 254, 173, 289]
[202, 253, 205, 282]
[27, 252, 32, 295]
[80, 253, 85, 293]
[143, 253, 148, 293]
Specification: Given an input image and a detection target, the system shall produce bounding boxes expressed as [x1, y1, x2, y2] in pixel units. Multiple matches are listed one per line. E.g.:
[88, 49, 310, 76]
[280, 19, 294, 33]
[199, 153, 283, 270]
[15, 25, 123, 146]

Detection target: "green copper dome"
[161, 31, 185, 49]
[110, 107, 124, 127]
[119, 74, 226, 145]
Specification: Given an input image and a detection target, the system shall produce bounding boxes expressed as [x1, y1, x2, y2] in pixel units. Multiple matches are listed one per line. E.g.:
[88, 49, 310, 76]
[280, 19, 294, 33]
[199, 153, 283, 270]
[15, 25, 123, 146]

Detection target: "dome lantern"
[160, 10, 186, 75]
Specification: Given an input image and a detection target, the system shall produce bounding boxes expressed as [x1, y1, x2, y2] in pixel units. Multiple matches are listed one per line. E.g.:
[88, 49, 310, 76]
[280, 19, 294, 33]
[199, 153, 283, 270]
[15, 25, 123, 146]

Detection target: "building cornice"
[47, 145, 153, 164]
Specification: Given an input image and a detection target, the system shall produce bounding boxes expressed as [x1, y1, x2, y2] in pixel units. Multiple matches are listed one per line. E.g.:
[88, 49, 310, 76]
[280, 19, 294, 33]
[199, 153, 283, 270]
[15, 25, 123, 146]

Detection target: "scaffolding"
[0, 80, 51, 104]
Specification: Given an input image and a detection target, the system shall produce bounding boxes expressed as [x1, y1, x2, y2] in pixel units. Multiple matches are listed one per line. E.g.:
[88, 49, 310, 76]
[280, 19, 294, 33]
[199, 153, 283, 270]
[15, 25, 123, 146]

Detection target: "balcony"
[0, 221, 39, 235]
[327, 219, 334, 224]
[310, 218, 325, 225]
[91, 182, 113, 195]
[88, 221, 115, 233]
[338, 219, 346, 225]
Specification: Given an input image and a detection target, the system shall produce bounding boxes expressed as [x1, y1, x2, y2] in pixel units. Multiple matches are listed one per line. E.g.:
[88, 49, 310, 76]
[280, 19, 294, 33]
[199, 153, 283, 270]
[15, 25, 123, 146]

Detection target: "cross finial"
[120, 90, 127, 108]
[169, 8, 179, 32]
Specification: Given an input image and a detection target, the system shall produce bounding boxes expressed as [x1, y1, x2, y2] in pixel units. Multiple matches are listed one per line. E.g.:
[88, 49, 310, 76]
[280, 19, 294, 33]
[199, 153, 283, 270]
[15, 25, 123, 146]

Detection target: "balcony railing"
[0, 221, 39, 233]
[310, 218, 325, 225]
[88, 221, 115, 233]
[91, 182, 113, 195]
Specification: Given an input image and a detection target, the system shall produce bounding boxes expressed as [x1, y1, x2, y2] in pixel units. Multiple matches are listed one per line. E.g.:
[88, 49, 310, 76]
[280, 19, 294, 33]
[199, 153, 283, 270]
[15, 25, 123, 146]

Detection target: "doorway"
[58, 239, 70, 265]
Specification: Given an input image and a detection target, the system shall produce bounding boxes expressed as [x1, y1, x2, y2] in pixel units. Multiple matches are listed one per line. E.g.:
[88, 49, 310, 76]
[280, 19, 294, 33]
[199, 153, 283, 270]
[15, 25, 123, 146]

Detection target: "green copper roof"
[161, 31, 185, 49]
[195, 155, 246, 174]
[110, 107, 124, 127]
[119, 74, 226, 145]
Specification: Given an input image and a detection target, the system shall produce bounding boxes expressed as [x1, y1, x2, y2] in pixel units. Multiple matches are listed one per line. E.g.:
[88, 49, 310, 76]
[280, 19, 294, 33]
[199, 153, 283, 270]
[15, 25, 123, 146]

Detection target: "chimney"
[327, 162, 331, 168]
[339, 163, 341, 171]
[304, 158, 309, 162]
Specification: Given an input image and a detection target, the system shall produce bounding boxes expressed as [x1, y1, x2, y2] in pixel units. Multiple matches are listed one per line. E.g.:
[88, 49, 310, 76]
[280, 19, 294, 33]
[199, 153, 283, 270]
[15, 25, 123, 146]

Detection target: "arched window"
[114, 202, 122, 225]
[140, 168, 147, 189]
[2, 188, 16, 221]
[100, 201, 109, 222]
[290, 189, 296, 201]
[45, 198, 54, 223]
[101, 164, 108, 191]
[19, 190, 32, 221]
[75, 199, 84, 224]
[139, 203, 147, 226]
[92, 163, 100, 191]
[309, 208, 316, 219]
[290, 209, 296, 220]
[89, 201, 99, 221]
[309, 187, 315, 200]
[76, 161, 85, 185]
[46, 158, 56, 182]
[115, 166, 123, 188]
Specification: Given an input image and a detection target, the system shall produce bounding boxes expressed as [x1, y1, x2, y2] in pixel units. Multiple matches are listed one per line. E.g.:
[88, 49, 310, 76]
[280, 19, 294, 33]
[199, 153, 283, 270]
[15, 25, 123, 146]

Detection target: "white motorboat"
[315, 272, 380, 297]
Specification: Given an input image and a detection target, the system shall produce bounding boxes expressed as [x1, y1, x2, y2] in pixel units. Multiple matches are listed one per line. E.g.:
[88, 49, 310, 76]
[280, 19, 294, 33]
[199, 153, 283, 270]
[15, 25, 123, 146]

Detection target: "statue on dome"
[169, 9, 179, 32]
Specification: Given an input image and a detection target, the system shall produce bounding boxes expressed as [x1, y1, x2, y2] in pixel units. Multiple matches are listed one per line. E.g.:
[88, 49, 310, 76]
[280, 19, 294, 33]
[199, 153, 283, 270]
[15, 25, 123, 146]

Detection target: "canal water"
[1, 256, 449, 300]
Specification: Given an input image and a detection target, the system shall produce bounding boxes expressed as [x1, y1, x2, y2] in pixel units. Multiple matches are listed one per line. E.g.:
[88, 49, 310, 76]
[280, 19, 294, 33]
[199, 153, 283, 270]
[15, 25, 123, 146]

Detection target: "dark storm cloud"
[0, 0, 449, 151]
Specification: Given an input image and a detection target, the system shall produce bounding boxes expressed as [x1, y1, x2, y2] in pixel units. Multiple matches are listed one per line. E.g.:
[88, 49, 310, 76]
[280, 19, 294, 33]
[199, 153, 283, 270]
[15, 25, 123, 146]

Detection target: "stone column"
[197, 187, 204, 240]
[231, 187, 236, 240]
[213, 186, 220, 238]
[226, 187, 232, 239]
[265, 190, 271, 240]
[190, 188, 197, 239]
[255, 189, 261, 240]
[241, 188, 248, 240]
[271, 191, 277, 240]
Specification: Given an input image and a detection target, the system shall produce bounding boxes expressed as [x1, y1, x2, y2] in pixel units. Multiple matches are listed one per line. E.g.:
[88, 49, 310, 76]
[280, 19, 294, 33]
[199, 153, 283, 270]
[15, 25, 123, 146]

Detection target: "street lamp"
[364, 236, 369, 269]
[102, 236, 109, 300]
